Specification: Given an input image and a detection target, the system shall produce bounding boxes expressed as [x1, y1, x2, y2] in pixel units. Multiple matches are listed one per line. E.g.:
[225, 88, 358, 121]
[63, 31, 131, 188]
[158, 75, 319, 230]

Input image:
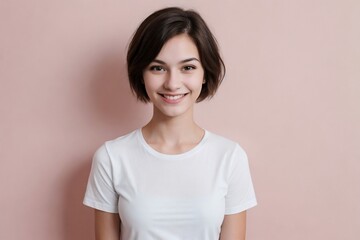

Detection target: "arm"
[95, 209, 121, 240]
[219, 211, 247, 240]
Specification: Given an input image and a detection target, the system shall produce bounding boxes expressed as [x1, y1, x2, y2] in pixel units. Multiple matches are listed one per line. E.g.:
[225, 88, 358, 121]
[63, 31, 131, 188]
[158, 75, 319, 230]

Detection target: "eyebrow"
[151, 58, 200, 64]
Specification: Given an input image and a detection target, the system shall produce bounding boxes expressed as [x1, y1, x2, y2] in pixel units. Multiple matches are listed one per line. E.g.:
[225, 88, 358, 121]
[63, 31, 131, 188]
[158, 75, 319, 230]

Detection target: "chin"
[156, 106, 192, 118]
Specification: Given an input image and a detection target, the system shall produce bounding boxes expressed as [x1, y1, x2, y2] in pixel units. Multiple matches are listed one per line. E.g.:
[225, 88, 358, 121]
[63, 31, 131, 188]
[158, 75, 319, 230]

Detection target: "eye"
[149, 65, 165, 72]
[182, 65, 196, 71]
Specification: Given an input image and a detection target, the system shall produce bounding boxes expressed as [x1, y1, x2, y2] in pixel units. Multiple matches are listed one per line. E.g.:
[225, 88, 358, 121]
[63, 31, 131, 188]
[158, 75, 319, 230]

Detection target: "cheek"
[143, 74, 158, 92]
[144, 82, 156, 97]
[143, 79, 164, 102]
[187, 73, 204, 90]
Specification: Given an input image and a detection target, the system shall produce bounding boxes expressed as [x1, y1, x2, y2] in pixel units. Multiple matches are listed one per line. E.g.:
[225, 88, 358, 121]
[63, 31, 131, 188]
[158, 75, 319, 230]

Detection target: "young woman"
[84, 7, 257, 240]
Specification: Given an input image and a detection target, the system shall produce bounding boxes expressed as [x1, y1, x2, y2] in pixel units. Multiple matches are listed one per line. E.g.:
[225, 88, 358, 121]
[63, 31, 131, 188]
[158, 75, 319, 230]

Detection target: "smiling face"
[143, 34, 205, 119]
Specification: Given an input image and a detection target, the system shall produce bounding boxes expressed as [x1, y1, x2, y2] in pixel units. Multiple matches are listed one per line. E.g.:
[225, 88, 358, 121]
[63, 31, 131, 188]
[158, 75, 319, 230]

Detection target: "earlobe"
[202, 79, 206, 84]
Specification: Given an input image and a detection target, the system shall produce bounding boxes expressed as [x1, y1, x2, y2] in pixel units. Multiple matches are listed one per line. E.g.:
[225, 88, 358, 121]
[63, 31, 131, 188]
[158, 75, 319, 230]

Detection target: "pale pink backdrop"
[0, 0, 359, 239]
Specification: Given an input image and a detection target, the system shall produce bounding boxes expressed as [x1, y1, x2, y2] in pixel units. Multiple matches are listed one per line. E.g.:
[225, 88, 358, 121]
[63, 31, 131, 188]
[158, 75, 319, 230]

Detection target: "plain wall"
[0, 0, 359, 239]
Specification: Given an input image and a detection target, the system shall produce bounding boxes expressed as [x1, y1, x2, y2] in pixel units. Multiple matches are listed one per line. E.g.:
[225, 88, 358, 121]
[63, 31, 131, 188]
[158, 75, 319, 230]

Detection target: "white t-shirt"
[83, 129, 257, 239]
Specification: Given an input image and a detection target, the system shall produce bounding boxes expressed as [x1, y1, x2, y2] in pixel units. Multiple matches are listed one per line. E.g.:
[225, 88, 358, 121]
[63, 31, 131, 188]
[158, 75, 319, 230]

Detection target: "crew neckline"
[137, 128, 209, 160]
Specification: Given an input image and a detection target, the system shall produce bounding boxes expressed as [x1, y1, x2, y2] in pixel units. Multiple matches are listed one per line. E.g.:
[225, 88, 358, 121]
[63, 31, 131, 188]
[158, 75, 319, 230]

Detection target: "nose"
[163, 70, 181, 91]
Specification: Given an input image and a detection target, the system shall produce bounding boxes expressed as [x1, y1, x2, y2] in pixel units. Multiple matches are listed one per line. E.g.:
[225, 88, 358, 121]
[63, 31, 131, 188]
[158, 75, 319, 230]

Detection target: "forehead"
[155, 34, 200, 62]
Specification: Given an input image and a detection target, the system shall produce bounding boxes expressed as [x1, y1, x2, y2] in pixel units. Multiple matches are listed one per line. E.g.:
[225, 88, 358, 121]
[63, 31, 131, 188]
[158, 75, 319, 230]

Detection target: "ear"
[202, 79, 206, 84]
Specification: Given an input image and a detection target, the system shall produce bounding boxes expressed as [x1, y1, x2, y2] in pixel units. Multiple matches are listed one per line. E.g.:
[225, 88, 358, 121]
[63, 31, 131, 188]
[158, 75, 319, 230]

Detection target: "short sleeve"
[83, 144, 119, 213]
[225, 145, 257, 214]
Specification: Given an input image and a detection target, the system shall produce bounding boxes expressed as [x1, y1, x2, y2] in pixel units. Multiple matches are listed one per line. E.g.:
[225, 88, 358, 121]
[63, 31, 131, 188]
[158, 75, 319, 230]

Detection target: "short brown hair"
[127, 7, 225, 102]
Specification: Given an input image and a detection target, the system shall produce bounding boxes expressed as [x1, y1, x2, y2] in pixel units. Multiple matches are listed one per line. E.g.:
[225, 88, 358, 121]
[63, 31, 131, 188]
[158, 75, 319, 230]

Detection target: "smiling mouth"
[159, 93, 188, 100]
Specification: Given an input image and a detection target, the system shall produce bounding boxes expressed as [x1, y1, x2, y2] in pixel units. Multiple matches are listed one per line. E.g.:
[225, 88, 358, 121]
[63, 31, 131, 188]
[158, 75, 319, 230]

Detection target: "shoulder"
[104, 129, 139, 150]
[205, 130, 247, 157]
[92, 129, 139, 165]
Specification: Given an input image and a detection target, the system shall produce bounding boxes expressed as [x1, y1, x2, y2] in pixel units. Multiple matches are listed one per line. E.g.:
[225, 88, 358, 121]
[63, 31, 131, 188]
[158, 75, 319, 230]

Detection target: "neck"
[142, 107, 203, 145]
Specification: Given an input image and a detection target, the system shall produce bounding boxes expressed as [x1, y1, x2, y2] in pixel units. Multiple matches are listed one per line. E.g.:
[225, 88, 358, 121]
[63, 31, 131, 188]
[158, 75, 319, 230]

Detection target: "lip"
[158, 93, 188, 104]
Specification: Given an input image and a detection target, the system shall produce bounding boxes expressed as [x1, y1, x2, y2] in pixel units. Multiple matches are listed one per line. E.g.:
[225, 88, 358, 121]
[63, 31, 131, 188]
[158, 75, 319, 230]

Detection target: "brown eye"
[183, 65, 196, 71]
[150, 65, 165, 71]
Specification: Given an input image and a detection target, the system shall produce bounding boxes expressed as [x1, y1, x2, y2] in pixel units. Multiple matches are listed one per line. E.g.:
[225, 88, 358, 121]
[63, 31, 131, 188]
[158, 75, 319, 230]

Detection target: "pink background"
[1, 0, 359, 239]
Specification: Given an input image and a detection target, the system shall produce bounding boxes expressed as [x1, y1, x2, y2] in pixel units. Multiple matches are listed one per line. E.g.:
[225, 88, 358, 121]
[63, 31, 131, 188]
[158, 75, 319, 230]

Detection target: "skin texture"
[143, 34, 204, 120]
[95, 34, 247, 239]
[141, 33, 206, 154]
[95, 210, 120, 240]
[220, 211, 247, 240]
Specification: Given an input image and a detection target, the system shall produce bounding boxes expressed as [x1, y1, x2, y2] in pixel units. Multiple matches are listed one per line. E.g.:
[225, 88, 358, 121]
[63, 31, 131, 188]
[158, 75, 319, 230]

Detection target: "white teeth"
[163, 94, 184, 100]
